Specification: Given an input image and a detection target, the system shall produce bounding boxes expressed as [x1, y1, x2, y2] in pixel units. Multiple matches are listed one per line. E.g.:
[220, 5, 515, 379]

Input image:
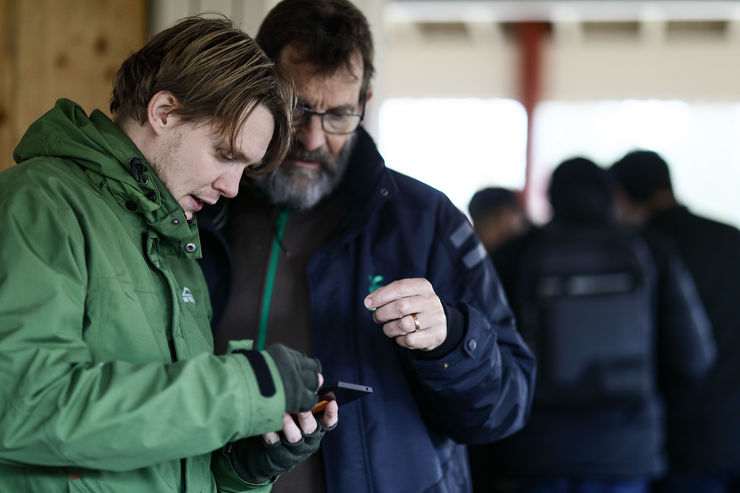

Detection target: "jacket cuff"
[413, 301, 465, 360]
[226, 341, 286, 437]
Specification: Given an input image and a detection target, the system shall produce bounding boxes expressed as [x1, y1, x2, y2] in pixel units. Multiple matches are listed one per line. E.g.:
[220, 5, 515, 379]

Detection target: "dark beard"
[255, 134, 355, 210]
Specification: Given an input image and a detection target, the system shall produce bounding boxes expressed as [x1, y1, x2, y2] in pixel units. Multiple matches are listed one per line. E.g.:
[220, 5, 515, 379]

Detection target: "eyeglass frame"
[292, 95, 367, 135]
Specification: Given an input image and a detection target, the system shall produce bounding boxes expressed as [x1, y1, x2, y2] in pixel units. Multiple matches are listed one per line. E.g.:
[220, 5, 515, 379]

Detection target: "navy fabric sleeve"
[646, 232, 716, 378]
[402, 198, 536, 445]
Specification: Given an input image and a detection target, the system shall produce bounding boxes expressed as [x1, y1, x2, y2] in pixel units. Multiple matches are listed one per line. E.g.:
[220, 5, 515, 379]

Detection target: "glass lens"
[323, 114, 361, 134]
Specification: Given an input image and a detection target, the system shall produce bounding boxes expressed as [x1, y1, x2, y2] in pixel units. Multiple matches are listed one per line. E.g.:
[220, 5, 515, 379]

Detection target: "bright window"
[378, 98, 528, 217]
[531, 100, 740, 228]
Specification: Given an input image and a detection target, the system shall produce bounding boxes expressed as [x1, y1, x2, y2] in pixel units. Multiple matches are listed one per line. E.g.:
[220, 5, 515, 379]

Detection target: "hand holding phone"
[312, 381, 373, 413]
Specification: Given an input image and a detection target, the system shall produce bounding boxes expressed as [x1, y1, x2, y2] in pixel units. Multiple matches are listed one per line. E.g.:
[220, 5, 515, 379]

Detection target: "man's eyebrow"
[234, 151, 251, 164]
[234, 150, 258, 166]
[217, 143, 252, 165]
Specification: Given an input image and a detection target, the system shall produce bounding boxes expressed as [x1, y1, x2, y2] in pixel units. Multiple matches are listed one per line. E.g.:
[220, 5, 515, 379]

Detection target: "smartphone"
[312, 381, 373, 413]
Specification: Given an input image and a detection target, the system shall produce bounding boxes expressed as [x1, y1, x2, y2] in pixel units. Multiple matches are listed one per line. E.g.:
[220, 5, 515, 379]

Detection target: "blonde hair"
[111, 15, 294, 174]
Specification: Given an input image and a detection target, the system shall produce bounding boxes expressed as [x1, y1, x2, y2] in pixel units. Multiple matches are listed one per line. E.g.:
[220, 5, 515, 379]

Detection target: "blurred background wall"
[378, 1, 740, 227]
[2, 0, 739, 227]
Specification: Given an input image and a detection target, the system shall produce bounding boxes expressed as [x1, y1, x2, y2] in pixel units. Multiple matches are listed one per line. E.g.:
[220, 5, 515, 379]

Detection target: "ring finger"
[381, 312, 423, 338]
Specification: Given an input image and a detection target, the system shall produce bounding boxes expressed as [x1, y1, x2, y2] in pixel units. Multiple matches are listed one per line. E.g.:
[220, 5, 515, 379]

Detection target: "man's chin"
[276, 166, 325, 193]
[255, 173, 330, 210]
[285, 174, 321, 190]
[283, 161, 322, 179]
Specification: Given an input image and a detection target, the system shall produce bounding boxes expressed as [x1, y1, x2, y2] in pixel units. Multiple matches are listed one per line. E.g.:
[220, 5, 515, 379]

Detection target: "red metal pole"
[517, 22, 547, 212]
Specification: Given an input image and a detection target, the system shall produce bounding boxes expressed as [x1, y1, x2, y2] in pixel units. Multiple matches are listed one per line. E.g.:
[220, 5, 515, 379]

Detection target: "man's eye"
[220, 152, 235, 162]
[325, 113, 348, 122]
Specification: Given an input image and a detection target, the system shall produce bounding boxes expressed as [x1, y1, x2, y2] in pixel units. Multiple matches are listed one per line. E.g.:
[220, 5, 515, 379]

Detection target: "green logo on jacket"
[368, 275, 384, 294]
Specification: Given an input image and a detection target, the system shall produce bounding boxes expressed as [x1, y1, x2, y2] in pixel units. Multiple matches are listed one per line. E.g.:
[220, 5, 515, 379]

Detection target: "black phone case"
[318, 381, 373, 405]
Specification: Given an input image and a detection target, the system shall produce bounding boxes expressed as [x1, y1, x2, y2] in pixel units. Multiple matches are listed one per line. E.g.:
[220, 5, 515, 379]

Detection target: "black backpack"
[517, 223, 658, 409]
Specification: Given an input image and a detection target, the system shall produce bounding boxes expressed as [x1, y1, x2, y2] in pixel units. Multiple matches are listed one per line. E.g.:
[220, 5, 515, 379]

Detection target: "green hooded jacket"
[0, 99, 285, 492]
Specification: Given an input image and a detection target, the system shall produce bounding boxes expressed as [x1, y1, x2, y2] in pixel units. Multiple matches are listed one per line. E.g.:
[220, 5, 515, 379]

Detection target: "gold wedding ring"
[411, 313, 421, 332]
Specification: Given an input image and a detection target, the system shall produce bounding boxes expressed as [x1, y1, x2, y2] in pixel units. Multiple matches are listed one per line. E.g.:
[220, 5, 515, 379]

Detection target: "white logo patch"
[182, 287, 195, 304]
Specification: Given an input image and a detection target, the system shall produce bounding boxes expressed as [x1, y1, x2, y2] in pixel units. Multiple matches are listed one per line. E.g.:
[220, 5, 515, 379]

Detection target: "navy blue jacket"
[199, 128, 536, 492]
[648, 206, 740, 473]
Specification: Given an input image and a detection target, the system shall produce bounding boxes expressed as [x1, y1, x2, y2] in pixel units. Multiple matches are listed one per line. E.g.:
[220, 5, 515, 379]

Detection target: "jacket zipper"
[141, 232, 188, 492]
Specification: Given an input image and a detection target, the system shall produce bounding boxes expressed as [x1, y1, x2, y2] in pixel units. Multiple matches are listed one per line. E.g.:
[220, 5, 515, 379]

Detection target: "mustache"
[287, 147, 332, 166]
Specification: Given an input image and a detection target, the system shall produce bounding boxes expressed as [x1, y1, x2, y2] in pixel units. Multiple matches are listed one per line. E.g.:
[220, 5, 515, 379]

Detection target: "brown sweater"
[216, 188, 348, 493]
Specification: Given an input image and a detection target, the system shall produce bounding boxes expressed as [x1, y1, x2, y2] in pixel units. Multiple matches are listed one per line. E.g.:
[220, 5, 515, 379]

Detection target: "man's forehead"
[279, 44, 363, 104]
[213, 112, 266, 164]
[280, 43, 363, 73]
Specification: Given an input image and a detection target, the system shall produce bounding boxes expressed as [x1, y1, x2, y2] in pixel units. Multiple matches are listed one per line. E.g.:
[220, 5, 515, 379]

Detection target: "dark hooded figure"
[548, 157, 614, 223]
[611, 150, 740, 493]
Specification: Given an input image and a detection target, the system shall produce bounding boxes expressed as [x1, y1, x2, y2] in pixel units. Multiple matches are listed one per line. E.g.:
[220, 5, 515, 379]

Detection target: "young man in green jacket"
[0, 16, 337, 492]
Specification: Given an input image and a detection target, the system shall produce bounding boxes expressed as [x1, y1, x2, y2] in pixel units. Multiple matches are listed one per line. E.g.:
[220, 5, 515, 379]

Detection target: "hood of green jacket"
[14, 98, 200, 250]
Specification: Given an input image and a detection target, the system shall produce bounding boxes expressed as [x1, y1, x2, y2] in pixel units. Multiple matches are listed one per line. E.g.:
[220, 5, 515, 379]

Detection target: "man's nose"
[215, 166, 243, 198]
[295, 114, 326, 152]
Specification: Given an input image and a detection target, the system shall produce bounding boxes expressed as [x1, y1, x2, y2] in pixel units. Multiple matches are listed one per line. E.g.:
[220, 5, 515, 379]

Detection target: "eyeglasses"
[292, 100, 365, 135]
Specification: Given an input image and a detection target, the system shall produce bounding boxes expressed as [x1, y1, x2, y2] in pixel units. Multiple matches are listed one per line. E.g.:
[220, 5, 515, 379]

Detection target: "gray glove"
[230, 419, 337, 483]
[265, 344, 321, 413]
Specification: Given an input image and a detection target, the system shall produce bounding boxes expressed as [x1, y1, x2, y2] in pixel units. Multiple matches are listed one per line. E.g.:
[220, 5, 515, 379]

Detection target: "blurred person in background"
[611, 150, 740, 493]
[198, 0, 536, 491]
[468, 187, 531, 255]
[479, 157, 715, 493]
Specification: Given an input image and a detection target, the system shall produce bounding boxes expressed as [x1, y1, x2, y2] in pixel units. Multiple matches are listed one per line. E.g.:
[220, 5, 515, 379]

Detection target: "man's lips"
[288, 156, 320, 169]
[189, 195, 216, 212]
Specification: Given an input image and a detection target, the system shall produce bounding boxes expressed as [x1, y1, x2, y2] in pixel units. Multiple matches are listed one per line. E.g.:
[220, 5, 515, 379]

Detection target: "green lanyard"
[256, 206, 290, 350]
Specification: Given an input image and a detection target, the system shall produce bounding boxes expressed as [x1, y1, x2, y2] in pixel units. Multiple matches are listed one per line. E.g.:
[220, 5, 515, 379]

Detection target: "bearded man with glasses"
[199, 1, 536, 492]
[254, 93, 367, 211]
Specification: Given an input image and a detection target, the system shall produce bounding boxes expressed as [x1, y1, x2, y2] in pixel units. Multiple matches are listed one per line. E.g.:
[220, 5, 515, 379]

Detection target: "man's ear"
[147, 91, 180, 135]
[364, 87, 374, 105]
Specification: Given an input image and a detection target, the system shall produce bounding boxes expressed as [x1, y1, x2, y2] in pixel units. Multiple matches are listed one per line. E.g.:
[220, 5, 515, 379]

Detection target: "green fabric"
[265, 344, 321, 412]
[212, 448, 277, 493]
[0, 99, 286, 492]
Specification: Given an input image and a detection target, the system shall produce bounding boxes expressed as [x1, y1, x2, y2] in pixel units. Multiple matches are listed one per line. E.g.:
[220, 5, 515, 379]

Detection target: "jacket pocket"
[86, 276, 173, 363]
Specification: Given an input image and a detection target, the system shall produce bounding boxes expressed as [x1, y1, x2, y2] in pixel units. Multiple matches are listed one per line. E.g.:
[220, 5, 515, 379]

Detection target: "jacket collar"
[14, 99, 199, 256]
[87, 109, 201, 256]
[328, 127, 397, 243]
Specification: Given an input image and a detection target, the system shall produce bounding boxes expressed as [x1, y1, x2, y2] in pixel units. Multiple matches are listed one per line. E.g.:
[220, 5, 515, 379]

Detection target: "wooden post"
[1, 0, 147, 173]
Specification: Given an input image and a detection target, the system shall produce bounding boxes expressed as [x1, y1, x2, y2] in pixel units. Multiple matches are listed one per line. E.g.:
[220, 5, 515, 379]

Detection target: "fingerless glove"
[265, 344, 321, 413]
[231, 419, 337, 483]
